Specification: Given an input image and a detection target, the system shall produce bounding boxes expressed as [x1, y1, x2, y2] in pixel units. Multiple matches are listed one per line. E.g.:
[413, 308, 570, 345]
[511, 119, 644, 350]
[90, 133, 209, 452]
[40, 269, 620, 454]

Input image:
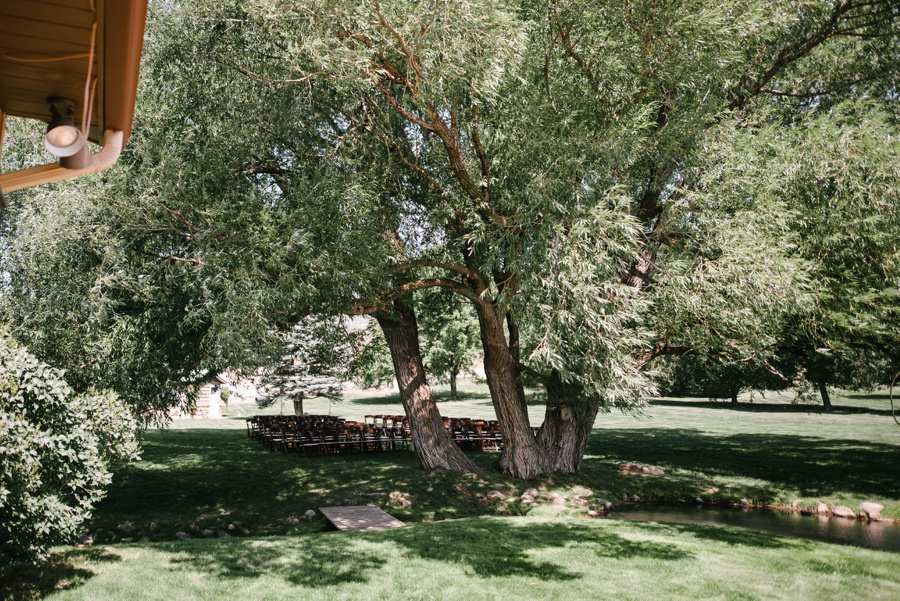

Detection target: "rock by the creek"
[527, 488, 539, 497]
[201, 528, 215, 537]
[521, 494, 536, 503]
[217, 530, 231, 538]
[859, 502, 884, 520]
[552, 497, 567, 507]
[304, 509, 317, 518]
[695, 498, 704, 504]
[227, 523, 236, 531]
[588, 510, 599, 517]
[189, 523, 200, 532]
[816, 502, 829, 515]
[176, 531, 191, 540]
[117, 523, 136, 533]
[830, 505, 856, 519]
[241, 528, 251, 536]
[149, 522, 159, 532]
[487, 490, 505, 501]
[740, 498, 751, 507]
[286, 517, 300, 525]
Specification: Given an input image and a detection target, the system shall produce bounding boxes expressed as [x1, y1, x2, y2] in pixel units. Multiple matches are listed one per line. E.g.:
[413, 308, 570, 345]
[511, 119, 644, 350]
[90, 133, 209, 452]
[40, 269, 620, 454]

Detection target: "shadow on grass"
[161, 519, 689, 587]
[342, 394, 405, 407]
[162, 536, 387, 587]
[844, 393, 891, 401]
[649, 398, 896, 417]
[95, 419, 900, 541]
[433, 391, 493, 403]
[1, 548, 121, 601]
[93, 429, 508, 537]
[349, 391, 494, 406]
[647, 521, 809, 550]
[376, 520, 689, 579]
[584, 428, 900, 498]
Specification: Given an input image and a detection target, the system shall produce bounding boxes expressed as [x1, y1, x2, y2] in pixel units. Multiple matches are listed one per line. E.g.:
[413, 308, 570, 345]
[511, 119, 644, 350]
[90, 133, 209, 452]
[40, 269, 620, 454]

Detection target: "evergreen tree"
[257, 318, 346, 415]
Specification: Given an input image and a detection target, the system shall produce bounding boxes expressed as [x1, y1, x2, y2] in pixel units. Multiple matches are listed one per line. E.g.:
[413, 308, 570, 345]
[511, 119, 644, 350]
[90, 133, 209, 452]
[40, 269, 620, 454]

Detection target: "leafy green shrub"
[0, 334, 139, 571]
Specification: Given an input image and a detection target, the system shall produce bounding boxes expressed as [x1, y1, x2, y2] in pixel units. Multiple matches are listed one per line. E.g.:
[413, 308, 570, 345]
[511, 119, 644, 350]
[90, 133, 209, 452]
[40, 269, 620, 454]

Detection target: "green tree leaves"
[0, 334, 138, 570]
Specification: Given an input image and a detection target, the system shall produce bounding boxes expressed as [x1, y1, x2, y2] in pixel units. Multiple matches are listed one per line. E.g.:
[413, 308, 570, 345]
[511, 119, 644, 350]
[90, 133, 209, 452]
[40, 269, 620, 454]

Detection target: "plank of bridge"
[318, 505, 406, 531]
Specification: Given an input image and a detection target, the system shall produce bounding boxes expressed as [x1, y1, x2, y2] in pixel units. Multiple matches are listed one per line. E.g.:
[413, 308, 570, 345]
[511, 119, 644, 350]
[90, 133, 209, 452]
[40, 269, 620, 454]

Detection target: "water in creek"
[606, 505, 900, 554]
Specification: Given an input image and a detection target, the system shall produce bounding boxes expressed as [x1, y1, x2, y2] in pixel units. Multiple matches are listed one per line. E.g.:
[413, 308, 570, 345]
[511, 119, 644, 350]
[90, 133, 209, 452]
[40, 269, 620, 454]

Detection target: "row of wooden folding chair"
[247, 415, 344, 447]
[364, 414, 408, 427]
[277, 423, 410, 456]
[442, 417, 504, 451]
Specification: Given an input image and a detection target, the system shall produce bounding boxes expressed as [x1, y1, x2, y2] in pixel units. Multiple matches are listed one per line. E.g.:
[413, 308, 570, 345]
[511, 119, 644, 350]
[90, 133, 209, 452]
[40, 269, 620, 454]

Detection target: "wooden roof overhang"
[0, 0, 148, 203]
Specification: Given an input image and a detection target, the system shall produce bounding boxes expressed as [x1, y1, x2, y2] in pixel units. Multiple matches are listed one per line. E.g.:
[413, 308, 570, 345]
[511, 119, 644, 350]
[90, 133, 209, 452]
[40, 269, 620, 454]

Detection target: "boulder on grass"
[830, 505, 856, 519]
[618, 462, 664, 476]
[859, 502, 884, 520]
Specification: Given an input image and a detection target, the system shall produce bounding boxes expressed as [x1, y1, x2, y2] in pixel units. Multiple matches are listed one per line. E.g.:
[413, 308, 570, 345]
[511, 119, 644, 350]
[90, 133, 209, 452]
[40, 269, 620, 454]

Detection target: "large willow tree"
[3, 0, 897, 478]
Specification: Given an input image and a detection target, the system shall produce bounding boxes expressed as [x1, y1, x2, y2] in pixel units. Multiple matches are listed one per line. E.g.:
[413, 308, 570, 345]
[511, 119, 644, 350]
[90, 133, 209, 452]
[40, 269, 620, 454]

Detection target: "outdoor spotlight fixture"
[44, 96, 86, 158]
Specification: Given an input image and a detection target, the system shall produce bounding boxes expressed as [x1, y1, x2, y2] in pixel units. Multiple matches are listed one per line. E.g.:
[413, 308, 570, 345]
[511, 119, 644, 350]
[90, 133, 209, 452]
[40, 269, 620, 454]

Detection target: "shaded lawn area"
[7, 387, 899, 600]
[7, 518, 899, 601]
[580, 427, 899, 505]
[85, 386, 900, 544]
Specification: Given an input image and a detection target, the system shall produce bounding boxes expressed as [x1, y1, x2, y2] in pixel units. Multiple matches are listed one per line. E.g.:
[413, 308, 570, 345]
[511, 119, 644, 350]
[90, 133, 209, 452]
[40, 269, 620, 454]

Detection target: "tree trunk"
[818, 381, 833, 411]
[449, 369, 458, 399]
[731, 388, 738, 406]
[375, 300, 478, 473]
[475, 301, 550, 479]
[538, 372, 599, 473]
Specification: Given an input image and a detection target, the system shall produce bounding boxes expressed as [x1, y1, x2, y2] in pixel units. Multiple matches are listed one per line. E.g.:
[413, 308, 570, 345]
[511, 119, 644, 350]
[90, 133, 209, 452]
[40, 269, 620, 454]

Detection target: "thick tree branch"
[374, 259, 487, 289]
[373, 81, 436, 132]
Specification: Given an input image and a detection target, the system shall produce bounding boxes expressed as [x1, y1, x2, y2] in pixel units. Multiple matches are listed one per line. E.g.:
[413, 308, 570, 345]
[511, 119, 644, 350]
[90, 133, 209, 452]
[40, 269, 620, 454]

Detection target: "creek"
[606, 505, 900, 553]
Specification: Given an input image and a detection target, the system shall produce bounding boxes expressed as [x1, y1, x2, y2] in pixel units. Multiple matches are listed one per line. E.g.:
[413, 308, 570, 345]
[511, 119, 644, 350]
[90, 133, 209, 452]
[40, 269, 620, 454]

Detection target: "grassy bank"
[9, 517, 899, 601]
[92, 383, 899, 539]
[6, 383, 899, 600]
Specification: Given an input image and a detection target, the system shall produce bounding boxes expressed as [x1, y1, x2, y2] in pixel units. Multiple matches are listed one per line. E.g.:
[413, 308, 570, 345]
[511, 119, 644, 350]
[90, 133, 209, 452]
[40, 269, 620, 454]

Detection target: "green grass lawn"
[7, 383, 899, 600]
[10, 517, 900, 601]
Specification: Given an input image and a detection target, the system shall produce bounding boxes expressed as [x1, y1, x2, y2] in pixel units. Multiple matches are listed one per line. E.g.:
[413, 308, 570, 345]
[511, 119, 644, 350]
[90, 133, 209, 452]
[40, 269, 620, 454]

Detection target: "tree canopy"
[1, 0, 897, 477]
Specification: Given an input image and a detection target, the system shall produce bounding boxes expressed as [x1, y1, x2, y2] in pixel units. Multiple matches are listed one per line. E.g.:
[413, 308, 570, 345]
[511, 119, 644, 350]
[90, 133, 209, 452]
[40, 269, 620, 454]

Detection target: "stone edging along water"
[726, 498, 898, 525]
[614, 461, 899, 525]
